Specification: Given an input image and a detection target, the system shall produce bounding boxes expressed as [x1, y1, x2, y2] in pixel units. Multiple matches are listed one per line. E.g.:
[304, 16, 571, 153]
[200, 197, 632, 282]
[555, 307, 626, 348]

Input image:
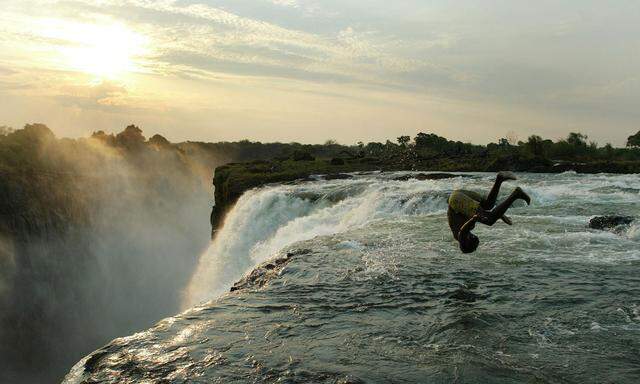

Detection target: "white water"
[183, 177, 452, 307]
[183, 172, 640, 308]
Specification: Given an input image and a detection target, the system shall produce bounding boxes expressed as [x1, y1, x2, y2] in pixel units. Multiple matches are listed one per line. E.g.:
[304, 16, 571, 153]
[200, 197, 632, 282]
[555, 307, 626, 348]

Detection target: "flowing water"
[64, 172, 640, 383]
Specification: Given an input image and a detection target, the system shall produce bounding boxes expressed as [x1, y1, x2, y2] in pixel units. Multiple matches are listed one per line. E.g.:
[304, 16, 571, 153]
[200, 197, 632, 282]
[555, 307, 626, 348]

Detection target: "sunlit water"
[64, 172, 640, 383]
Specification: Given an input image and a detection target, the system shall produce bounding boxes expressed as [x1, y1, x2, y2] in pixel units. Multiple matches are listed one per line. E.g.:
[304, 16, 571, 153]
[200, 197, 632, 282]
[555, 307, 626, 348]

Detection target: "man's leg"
[478, 187, 530, 226]
[483, 171, 517, 209]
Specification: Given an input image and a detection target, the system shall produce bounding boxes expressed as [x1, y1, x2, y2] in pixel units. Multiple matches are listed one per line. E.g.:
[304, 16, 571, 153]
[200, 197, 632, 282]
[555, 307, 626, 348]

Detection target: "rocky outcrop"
[323, 173, 353, 180]
[589, 216, 635, 230]
[229, 249, 311, 292]
[394, 172, 471, 181]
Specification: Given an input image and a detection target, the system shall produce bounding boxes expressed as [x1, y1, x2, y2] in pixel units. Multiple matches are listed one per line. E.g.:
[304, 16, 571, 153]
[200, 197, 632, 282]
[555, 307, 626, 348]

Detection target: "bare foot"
[515, 187, 531, 205]
[498, 171, 517, 181]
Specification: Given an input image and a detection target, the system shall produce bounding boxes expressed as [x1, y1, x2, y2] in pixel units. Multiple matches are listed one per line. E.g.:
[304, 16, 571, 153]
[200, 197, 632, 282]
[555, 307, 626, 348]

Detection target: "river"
[64, 172, 640, 383]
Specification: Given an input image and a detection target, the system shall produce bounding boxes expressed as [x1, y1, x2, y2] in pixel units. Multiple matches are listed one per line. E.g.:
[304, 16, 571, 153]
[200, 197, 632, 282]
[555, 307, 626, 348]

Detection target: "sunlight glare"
[39, 19, 147, 78]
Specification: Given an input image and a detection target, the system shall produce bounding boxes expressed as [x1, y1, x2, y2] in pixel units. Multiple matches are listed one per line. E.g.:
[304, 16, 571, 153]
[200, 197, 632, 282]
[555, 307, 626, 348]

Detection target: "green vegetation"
[2, 123, 640, 234]
[627, 130, 640, 148]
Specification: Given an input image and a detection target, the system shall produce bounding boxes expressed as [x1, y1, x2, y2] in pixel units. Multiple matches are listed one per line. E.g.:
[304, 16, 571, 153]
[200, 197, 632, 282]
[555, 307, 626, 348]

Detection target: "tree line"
[2, 124, 640, 169]
[354, 130, 640, 163]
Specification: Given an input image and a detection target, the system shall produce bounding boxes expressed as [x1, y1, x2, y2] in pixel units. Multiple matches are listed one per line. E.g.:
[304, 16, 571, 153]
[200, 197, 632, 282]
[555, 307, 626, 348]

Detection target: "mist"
[0, 125, 214, 383]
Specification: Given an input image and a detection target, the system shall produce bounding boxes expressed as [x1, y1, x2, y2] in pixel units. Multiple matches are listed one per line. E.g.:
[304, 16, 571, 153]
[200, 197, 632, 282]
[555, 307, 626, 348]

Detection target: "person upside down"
[448, 171, 531, 253]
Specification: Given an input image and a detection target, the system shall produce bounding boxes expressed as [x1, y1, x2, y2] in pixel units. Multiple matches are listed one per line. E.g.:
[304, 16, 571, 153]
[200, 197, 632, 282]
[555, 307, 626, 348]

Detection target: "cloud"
[270, 0, 298, 7]
[1, 0, 639, 145]
[43, 0, 436, 85]
[0, 67, 17, 76]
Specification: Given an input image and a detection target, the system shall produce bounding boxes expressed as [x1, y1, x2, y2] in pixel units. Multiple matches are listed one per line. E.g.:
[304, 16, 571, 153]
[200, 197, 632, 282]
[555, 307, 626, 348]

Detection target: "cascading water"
[184, 175, 452, 307]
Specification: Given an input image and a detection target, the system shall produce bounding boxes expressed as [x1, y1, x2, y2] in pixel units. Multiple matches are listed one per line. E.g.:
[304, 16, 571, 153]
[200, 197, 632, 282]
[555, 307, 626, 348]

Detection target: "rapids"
[64, 172, 640, 383]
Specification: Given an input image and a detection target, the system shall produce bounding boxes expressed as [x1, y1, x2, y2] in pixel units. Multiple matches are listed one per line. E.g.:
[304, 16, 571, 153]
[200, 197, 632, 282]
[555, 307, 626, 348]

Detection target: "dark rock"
[330, 158, 345, 165]
[393, 174, 413, 181]
[324, 173, 353, 180]
[230, 249, 311, 292]
[394, 172, 469, 181]
[84, 345, 120, 373]
[589, 216, 635, 230]
[286, 248, 312, 257]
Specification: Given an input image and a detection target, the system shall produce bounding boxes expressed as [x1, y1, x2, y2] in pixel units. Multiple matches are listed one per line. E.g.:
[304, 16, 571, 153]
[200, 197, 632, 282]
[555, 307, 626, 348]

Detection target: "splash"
[183, 178, 449, 307]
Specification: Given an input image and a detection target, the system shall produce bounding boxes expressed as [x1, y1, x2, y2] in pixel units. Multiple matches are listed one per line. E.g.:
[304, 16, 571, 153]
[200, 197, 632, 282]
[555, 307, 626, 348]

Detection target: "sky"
[0, 0, 638, 145]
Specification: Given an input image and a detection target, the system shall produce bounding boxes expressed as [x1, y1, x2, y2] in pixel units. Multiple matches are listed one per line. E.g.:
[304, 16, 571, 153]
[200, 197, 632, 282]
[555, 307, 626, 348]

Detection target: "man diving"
[448, 171, 531, 253]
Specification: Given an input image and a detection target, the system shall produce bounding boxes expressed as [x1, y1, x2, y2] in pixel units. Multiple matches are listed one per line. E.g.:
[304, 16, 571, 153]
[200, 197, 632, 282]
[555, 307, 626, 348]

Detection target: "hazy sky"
[0, 1, 638, 145]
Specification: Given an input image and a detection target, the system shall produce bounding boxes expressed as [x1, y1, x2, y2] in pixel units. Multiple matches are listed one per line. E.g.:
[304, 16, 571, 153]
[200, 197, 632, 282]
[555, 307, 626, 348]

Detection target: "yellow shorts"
[448, 190, 481, 217]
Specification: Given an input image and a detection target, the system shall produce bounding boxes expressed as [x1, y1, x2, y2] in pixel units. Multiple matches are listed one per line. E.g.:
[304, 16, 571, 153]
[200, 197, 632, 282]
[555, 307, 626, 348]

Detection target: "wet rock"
[230, 249, 311, 292]
[84, 345, 121, 373]
[324, 173, 353, 180]
[589, 216, 635, 230]
[394, 172, 469, 181]
[286, 248, 312, 257]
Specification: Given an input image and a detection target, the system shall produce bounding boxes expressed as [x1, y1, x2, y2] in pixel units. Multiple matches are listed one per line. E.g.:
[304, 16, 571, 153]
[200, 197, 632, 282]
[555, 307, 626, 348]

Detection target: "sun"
[39, 19, 147, 79]
[67, 25, 146, 78]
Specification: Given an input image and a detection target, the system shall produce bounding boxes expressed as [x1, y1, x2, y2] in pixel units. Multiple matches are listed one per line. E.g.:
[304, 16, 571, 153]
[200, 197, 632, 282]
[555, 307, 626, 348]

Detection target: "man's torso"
[447, 189, 485, 239]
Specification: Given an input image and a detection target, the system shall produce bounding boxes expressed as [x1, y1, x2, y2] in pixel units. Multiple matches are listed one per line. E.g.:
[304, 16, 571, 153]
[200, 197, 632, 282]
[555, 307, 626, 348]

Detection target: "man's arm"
[458, 214, 479, 240]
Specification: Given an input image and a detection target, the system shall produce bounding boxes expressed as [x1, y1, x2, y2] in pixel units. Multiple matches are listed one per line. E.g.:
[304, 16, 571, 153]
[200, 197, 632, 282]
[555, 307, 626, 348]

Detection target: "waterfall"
[183, 177, 451, 307]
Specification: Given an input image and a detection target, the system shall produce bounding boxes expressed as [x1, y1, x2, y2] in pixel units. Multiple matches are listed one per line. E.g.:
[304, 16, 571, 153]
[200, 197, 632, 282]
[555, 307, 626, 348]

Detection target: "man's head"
[459, 232, 479, 253]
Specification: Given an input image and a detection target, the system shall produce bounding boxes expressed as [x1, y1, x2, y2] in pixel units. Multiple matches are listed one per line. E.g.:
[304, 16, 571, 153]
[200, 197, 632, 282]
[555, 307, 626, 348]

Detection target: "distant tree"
[115, 125, 146, 150]
[627, 130, 640, 147]
[525, 135, 545, 156]
[383, 140, 400, 156]
[566, 132, 588, 148]
[364, 142, 384, 156]
[19, 123, 55, 142]
[551, 132, 589, 159]
[148, 134, 171, 148]
[91, 130, 115, 145]
[397, 135, 411, 147]
[603, 143, 614, 159]
[324, 139, 338, 146]
[414, 132, 448, 151]
[414, 132, 430, 148]
[498, 138, 510, 147]
[0, 125, 13, 136]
